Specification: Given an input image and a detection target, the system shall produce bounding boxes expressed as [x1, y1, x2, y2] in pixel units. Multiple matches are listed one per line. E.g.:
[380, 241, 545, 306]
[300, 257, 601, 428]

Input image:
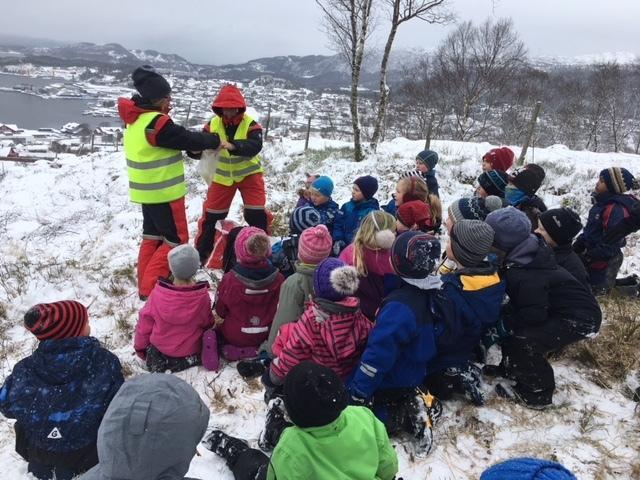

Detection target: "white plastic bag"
[198, 150, 220, 185]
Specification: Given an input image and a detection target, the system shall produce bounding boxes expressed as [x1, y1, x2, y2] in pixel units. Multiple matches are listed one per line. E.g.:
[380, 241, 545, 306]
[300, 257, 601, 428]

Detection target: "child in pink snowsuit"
[134, 244, 214, 372]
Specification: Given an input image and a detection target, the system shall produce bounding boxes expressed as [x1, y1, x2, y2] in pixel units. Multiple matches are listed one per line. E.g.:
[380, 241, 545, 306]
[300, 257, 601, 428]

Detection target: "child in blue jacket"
[348, 231, 446, 457]
[573, 167, 640, 295]
[332, 175, 380, 252]
[307, 176, 342, 235]
[0, 301, 123, 480]
[426, 219, 505, 406]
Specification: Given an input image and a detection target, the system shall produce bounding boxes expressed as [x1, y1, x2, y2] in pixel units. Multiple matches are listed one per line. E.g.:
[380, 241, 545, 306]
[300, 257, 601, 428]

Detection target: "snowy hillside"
[0, 138, 639, 479]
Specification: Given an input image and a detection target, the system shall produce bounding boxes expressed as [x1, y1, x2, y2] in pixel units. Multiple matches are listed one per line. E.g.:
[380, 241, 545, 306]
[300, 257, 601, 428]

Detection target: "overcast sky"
[3, 0, 640, 64]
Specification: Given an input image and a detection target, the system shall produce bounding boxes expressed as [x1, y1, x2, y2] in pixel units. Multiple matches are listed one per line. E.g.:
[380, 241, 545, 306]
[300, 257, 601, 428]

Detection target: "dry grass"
[563, 297, 640, 389]
[204, 374, 239, 414]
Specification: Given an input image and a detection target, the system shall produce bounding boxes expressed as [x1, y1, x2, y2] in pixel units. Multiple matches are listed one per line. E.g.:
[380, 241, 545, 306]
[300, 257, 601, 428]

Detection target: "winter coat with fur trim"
[134, 279, 214, 359]
[348, 282, 448, 399]
[501, 235, 601, 336]
[340, 244, 400, 321]
[261, 262, 316, 356]
[216, 264, 284, 347]
[270, 297, 372, 382]
[430, 265, 505, 373]
[333, 198, 380, 244]
[0, 337, 123, 471]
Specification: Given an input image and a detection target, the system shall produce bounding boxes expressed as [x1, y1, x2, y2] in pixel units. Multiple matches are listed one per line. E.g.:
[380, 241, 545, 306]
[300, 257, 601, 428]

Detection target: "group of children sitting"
[1, 146, 638, 480]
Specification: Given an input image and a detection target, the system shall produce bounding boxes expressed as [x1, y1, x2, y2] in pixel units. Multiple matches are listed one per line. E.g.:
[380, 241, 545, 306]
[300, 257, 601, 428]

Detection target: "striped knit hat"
[298, 225, 332, 264]
[448, 196, 503, 223]
[600, 167, 637, 194]
[478, 170, 509, 197]
[450, 220, 495, 267]
[289, 206, 321, 235]
[24, 300, 89, 341]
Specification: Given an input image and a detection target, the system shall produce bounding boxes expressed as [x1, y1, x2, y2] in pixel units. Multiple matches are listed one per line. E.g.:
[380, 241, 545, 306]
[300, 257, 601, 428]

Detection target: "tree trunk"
[370, 3, 400, 151]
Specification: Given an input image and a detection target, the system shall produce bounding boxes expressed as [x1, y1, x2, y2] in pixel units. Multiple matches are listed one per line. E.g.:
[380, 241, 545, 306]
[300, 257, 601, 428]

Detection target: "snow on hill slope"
[0, 138, 638, 479]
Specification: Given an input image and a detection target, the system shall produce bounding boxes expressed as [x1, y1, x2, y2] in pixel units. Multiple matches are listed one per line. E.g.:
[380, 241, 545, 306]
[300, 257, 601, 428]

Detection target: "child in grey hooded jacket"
[79, 373, 209, 480]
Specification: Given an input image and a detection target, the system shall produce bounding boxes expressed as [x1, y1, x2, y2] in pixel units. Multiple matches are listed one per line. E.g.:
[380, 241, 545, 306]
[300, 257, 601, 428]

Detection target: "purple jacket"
[134, 279, 214, 358]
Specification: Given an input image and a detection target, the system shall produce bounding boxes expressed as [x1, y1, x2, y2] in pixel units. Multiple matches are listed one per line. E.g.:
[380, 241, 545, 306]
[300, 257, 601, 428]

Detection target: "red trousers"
[195, 173, 267, 264]
[137, 197, 188, 297]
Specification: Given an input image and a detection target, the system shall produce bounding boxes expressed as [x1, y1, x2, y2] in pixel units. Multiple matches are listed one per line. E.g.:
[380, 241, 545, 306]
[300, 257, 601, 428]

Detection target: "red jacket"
[216, 264, 284, 347]
[134, 279, 214, 358]
[270, 297, 372, 381]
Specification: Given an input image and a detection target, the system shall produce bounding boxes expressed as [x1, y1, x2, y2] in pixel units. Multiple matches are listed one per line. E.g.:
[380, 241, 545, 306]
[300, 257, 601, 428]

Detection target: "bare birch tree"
[316, 0, 375, 162]
[370, 0, 452, 150]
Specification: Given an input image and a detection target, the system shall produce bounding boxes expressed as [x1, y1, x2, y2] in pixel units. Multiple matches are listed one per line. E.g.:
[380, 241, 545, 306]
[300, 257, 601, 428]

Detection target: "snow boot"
[202, 430, 250, 466]
[496, 382, 551, 410]
[201, 329, 220, 372]
[237, 359, 267, 379]
[615, 274, 639, 287]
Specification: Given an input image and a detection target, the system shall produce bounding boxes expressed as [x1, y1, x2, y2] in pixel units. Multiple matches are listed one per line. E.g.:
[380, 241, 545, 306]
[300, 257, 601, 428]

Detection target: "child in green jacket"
[203, 361, 398, 480]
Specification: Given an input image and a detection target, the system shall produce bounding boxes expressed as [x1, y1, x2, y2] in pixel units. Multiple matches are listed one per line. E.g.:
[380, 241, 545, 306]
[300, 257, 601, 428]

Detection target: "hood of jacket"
[30, 336, 104, 386]
[117, 96, 163, 125]
[148, 279, 211, 327]
[507, 234, 556, 269]
[211, 85, 247, 116]
[83, 374, 209, 480]
[232, 264, 280, 289]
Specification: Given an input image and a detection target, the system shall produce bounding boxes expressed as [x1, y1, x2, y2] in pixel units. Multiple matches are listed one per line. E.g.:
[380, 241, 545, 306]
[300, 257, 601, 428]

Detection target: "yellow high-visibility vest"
[124, 111, 186, 204]
[210, 114, 263, 186]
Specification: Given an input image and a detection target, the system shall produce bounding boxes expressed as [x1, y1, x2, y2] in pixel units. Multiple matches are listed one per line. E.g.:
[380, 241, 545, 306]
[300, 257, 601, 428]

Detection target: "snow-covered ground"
[0, 138, 638, 479]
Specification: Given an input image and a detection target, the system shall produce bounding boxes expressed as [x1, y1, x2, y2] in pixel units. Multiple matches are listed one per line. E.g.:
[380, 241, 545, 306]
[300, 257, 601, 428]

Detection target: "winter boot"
[615, 274, 639, 287]
[495, 382, 551, 410]
[458, 363, 485, 406]
[202, 430, 250, 467]
[259, 397, 292, 452]
[238, 359, 267, 379]
[483, 363, 507, 378]
[407, 391, 441, 457]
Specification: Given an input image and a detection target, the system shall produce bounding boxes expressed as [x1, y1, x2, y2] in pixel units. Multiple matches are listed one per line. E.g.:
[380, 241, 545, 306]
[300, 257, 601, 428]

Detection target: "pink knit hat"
[298, 225, 332, 264]
[234, 227, 271, 265]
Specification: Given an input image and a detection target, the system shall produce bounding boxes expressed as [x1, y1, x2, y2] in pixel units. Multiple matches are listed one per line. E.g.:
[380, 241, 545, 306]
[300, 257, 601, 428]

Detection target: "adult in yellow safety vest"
[193, 84, 266, 265]
[118, 65, 221, 299]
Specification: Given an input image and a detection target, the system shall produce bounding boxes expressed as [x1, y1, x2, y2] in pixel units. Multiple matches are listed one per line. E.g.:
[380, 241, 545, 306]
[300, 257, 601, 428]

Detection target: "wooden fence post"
[264, 105, 272, 141]
[90, 133, 95, 153]
[184, 101, 192, 127]
[518, 101, 542, 166]
[424, 112, 435, 150]
[304, 116, 312, 151]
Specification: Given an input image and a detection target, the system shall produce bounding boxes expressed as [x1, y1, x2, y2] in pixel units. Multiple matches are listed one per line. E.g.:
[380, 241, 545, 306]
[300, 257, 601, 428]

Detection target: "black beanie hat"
[539, 208, 583, 246]
[132, 65, 171, 101]
[283, 362, 348, 428]
[509, 166, 545, 195]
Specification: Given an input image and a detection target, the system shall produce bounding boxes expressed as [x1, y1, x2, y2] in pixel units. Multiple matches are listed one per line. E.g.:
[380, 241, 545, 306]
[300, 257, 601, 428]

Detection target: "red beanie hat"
[483, 147, 515, 172]
[397, 200, 431, 230]
[24, 300, 89, 341]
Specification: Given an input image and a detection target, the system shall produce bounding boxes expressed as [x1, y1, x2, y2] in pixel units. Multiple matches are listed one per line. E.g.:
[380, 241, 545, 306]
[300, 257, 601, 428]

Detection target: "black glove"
[572, 237, 586, 254]
[348, 389, 374, 409]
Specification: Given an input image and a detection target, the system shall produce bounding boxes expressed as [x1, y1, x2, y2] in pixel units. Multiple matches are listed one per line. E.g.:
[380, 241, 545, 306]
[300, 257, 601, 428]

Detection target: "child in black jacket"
[485, 207, 601, 409]
[536, 207, 589, 287]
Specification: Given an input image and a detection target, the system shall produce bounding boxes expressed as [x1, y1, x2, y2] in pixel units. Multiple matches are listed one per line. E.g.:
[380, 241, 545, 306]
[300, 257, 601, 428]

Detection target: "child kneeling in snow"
[0, 301, 123, 480]
[216, 227, 284, 360]
[485, 207, 602, 409]
[348, 232, 448, 456]
[134, 244, 214, 373]
[425, 219, 505, 406]
[204, 362, 398, 480]
[259, 258, 372, 451]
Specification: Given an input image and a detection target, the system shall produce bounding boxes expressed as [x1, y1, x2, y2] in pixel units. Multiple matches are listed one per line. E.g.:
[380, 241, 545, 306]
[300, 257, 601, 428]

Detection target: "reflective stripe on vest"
[210, 114, 263, 186]
[124, 111, 186, 204]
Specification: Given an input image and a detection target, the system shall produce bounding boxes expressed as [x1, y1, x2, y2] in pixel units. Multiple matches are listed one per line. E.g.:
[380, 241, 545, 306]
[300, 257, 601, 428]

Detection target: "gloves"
[480, 317, 513, 352]
[333, 240, 346, 256]
[572, 237, 586, 254]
